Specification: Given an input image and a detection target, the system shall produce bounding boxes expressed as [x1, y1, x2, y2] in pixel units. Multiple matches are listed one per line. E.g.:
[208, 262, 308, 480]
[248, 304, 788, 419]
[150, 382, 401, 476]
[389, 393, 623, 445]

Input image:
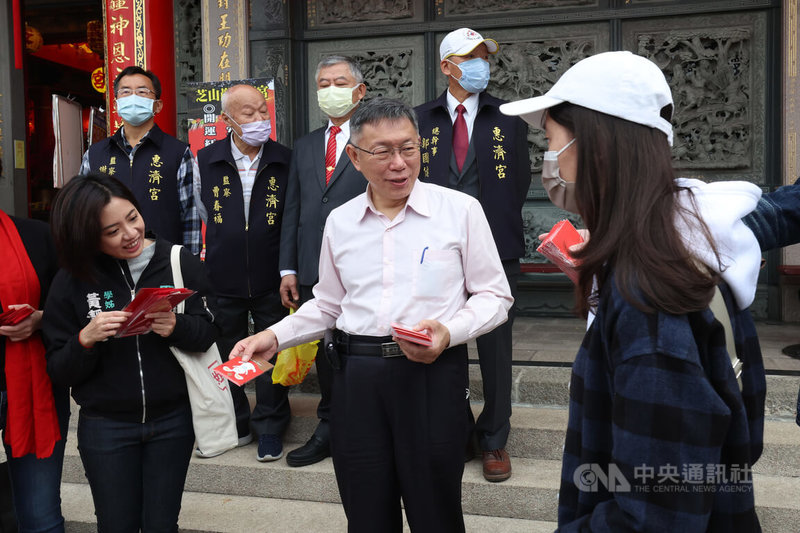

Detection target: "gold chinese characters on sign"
[202, 0, 248, 82]
[419, 124, 510, 181]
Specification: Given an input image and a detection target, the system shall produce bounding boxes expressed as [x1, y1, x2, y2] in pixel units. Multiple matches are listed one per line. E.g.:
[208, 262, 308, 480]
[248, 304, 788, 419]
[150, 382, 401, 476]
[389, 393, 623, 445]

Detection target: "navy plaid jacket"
[557, 279, 765, 532]
[742, 176, 800, 252]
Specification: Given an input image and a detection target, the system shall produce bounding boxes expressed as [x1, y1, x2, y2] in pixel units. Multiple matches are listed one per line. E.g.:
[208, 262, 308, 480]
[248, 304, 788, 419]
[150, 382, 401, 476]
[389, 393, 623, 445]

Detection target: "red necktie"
[453, 104, 468, 173]
[325, 125, 341, 185]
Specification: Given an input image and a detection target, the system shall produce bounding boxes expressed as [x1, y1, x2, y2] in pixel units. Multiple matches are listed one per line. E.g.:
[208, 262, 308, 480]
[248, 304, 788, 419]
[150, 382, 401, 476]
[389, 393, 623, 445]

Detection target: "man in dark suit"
[415, 28, 531, 482]
[276, 56, 368, 467]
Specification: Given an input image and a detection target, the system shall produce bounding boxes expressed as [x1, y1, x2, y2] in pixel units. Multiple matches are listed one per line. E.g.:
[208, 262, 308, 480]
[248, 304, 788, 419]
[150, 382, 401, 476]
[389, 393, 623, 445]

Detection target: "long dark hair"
[50, 173, 143, 282]
[547, 103, 720, 317]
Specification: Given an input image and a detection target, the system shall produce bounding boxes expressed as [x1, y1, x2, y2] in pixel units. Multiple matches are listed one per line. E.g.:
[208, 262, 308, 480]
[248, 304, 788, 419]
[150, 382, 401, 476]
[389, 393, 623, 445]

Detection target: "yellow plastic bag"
[271, 339, 319, 386]
[272, 310, 319, 386]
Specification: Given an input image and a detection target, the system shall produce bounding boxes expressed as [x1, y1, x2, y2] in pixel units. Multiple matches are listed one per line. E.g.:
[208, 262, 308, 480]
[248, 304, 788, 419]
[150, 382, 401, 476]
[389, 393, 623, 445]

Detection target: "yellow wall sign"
[91, 66, 106, 93]
[14, 139, 25, 169]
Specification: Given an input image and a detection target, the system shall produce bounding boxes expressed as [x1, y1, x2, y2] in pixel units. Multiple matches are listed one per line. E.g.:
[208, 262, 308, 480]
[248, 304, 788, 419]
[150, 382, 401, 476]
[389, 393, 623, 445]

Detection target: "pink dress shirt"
[269, 179, 513, 350]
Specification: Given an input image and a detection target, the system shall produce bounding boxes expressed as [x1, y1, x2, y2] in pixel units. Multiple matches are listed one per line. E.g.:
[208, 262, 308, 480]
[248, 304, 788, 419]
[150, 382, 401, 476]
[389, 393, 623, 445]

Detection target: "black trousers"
[469, 258, 519, 451]
[215, 290, 287, 437]
[245, 284, 334, 438]
[330, 344, 469, 533]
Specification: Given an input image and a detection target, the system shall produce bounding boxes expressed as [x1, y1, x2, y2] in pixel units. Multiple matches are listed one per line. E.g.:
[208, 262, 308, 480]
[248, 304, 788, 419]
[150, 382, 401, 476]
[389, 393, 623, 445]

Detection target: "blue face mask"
[116, 94, 155, 126]
[448, 58, 490, 94]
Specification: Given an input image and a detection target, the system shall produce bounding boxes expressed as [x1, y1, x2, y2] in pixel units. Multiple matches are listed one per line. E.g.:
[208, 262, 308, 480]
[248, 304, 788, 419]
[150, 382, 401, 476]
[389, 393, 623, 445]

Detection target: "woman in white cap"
[502, 51, 765, 531]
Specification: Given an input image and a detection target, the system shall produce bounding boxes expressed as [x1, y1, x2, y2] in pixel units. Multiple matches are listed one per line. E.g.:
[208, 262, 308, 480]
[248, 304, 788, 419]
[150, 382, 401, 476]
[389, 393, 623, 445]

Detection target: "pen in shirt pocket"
[420, 246, 429, 264]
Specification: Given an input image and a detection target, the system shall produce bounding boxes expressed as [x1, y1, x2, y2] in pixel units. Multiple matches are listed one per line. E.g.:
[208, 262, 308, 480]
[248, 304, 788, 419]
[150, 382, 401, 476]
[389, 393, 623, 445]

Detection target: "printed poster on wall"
[185, 78, 276, 158]
[52, 95, 83, 188]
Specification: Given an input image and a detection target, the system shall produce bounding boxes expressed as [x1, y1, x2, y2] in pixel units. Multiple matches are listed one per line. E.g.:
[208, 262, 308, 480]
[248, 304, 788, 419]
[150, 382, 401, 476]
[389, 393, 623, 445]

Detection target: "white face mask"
[317, 85, 361, 118]
[541, 138, 578, 213]
[228, 117, 271, 146]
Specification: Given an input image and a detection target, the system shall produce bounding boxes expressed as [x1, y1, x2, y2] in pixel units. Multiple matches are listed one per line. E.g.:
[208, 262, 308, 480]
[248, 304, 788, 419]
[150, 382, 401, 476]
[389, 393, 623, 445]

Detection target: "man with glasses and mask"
[80, 66, 201, 255]
[271, 56, 368, 468]
[230, 98, 512, 532]
[192, 84, 291, 458]
[415, 28, 531, 483]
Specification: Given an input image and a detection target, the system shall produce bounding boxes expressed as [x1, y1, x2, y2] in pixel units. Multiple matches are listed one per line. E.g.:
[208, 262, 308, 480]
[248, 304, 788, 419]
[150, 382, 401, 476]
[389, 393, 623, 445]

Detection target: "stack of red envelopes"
[0, 306, 35, 326]
[115, 287, 195, 338]
[536, 219, 584, 284]
[391, 323, 433, 346]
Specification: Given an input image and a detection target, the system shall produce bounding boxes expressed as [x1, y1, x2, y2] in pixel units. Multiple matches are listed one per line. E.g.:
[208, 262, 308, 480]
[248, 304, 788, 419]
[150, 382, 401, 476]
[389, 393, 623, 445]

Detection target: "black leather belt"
[334, 331, 404, 358]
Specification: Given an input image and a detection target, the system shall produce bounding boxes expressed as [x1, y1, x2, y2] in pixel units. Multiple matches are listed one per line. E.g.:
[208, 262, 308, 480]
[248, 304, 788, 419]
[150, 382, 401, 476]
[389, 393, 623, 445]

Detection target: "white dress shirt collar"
[326, 119, 351, 138]
[362, 178, 432, 223]
[325, 120, 350, 165]
[446, 91, 479, 119]
[446, 90, 479, 139]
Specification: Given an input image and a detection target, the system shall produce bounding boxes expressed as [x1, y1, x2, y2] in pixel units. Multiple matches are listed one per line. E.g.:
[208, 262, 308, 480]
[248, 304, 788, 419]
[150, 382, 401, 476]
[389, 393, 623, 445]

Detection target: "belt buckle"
[381, 342, 403, 358]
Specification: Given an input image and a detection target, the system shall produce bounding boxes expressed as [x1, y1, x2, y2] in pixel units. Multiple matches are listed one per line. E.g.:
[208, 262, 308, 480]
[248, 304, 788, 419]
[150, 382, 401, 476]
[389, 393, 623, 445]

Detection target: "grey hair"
[220, 89, 231, 115]
[349, 97, 419, 144]
[314, 55, 364, 85]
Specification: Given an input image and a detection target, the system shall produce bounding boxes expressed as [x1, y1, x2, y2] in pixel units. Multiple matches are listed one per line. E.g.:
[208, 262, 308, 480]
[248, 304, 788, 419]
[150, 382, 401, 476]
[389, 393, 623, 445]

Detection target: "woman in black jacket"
[42, 173, 218, 532]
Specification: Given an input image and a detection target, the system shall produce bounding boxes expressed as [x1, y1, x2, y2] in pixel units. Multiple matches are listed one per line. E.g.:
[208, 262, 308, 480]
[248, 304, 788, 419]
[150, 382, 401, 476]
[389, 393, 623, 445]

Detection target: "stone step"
[290, 363, 800, 417]
[61, 421, 800, 529]
[278, 394, 800, 477]
[60, 482, 558, 533]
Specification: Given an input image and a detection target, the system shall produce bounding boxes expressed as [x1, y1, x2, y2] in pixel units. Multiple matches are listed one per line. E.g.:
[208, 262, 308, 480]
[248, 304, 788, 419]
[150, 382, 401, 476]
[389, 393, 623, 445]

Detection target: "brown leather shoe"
[482, 449, 511, 482]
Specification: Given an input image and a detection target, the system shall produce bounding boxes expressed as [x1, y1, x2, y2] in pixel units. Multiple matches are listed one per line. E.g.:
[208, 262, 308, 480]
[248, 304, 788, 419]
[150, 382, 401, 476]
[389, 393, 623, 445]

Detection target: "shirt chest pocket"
[413, 249, 463, 299]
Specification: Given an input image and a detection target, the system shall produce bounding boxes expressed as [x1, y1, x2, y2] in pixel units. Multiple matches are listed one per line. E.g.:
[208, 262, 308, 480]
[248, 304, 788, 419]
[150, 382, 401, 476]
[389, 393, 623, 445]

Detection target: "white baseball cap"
[439, 28, 499, 62]
[500, 51, 674, 145]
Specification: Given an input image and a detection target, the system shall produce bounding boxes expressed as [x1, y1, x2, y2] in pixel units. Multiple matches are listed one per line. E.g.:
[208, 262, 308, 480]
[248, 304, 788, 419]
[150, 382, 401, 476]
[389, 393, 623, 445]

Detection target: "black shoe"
[286, 434, 331, 467]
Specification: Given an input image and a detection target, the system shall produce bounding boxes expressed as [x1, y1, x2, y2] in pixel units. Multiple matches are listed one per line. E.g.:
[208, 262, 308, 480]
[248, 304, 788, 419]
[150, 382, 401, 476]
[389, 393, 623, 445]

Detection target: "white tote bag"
[169, 245, 238, 457]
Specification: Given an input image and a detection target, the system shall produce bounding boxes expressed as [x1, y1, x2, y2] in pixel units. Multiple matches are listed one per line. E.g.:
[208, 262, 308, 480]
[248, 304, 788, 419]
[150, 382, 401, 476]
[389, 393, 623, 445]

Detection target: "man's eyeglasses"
[117, 88, 156, 98]
[349, 142, 420, 162]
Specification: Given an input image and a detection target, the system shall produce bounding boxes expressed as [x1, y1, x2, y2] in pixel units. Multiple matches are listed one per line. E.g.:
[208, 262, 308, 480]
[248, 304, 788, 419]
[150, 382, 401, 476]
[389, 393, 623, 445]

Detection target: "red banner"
[103, 0, 176, 136]
[13, 0, 23, 69]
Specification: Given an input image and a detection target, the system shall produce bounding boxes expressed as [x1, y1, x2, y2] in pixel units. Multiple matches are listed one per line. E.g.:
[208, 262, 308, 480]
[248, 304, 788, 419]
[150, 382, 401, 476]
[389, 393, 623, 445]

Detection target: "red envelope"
[0, 306, 35, 326]
[115, 287, 196, 338]
[212, 356, 274, 386]
[537, 219, 584, 284]
[391, 322, 433, 346]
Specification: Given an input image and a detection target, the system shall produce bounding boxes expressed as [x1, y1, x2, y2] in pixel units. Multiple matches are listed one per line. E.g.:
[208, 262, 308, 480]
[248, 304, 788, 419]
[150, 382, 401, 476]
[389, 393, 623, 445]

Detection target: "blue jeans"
[1, 386, 70, 533]
[77, 405, 194, 533]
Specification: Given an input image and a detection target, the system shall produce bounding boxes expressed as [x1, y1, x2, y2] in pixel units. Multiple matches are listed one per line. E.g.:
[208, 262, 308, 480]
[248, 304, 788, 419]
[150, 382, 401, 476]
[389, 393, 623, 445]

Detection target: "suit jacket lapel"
[313, 128, 327, 192]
